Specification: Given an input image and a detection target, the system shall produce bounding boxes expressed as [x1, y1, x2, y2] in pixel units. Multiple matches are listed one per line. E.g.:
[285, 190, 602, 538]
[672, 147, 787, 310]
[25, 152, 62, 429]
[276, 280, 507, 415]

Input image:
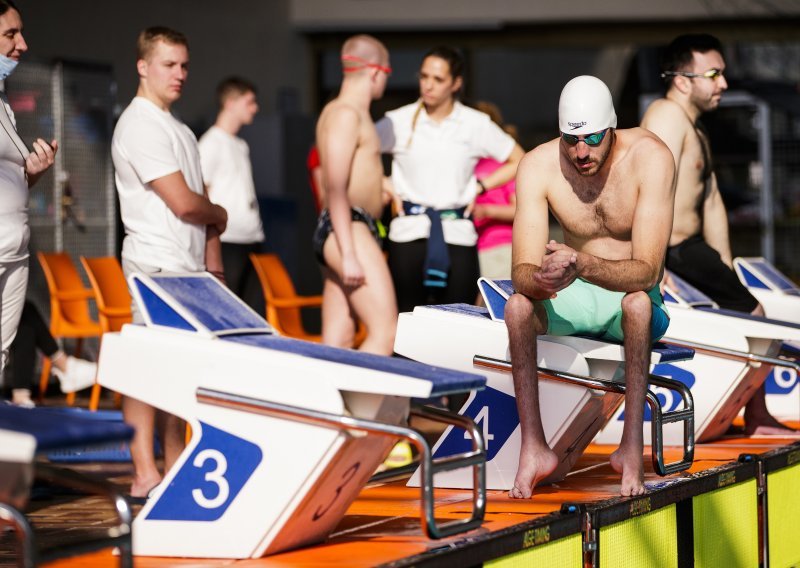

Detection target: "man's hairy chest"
[550, 185, 637, 241]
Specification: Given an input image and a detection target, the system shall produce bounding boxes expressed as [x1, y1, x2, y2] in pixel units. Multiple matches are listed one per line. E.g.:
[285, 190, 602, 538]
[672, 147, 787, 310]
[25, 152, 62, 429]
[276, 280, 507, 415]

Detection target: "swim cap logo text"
[568, 121, 587, 130]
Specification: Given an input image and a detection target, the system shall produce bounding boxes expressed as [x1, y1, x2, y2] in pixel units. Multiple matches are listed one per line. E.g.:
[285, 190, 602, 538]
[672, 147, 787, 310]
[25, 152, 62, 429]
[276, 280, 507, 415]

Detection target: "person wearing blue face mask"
[0, 0, 59, 379]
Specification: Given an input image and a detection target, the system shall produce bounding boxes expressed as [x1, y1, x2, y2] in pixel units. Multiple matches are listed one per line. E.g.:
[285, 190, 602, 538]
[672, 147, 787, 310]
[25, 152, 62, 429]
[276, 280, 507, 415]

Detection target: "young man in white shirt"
[199, 77, 265, 315]
[0, 0, 58, 381]
[112, 26, 227, 500]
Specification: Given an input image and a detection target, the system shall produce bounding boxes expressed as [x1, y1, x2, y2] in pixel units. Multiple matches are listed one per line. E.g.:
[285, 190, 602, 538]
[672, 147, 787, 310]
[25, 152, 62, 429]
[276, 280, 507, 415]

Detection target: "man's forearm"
[702, 205, 732, 266]
[205, 226, 225, 280]
[577, 253, 659, 292]
[178, 193, 225, 226]
[512, 263, 553, 300]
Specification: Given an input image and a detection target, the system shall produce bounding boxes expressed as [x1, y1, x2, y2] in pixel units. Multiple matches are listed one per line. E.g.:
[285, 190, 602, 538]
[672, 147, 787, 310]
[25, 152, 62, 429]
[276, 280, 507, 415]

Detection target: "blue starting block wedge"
[641, 271, 800, 430]
[98, 272, 487, 559]
[397, 281, 696, 492]
[0, 403, 134, 567]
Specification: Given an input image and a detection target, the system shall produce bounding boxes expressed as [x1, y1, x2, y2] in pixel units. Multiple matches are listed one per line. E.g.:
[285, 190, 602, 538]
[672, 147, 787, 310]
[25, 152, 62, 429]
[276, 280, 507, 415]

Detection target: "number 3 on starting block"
[146, 422, 262, 521]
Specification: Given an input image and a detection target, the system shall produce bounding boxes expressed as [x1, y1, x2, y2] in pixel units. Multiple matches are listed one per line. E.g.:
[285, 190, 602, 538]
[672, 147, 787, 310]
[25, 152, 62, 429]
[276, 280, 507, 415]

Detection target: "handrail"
[196, 387, 486, 539]
[473, 355, 695, 476]
[662, 338, 800, 371]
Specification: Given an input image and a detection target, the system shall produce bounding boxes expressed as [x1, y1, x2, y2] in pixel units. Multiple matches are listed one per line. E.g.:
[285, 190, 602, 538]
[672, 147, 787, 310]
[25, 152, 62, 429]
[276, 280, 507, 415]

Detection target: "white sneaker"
[11, 388, 35, 408]
[52, 356, 97, 393]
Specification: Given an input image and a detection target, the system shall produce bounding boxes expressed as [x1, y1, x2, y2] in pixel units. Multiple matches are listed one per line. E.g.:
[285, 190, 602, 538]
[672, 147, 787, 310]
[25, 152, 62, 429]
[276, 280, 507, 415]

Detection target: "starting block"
[597, 273, 800, 445]
[734, 257, 800, 420]
[397, 278, 695, 492]
[96, 273, 487, 559]
[0, 404, 134, 567]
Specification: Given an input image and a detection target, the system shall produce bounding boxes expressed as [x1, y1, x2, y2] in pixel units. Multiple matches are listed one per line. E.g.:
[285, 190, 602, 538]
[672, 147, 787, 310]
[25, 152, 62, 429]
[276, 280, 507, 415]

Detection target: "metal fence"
[8, 60, 116, 317]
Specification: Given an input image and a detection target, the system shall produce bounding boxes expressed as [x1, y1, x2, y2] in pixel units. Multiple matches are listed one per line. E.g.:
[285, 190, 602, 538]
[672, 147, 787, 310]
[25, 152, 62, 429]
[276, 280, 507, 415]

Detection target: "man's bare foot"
[748, 424, 800, 437]
[744, 413, 796, 436]
[508, 447, 558, 499]
[609, 448, 645, 497]
[130, 475, 161, 499]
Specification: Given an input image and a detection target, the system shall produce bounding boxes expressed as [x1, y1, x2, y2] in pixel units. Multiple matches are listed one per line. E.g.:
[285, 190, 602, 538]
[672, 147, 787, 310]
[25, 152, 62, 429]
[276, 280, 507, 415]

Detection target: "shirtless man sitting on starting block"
[506, 76, 676, 497]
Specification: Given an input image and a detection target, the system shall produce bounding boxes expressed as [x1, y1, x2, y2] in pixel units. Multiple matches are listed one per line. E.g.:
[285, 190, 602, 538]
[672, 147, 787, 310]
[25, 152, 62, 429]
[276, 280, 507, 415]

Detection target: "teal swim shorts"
[541, 278, 669, 343]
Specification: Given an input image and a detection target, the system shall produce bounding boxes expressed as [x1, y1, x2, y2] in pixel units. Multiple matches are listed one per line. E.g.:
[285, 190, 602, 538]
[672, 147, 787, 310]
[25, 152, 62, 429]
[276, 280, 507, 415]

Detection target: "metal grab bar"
[663, 338, 800, 371]
[28, 463, 133, 568]
[196, 387, 486, 540]
[0, 503, 36, 568]
[473, 355, 695, 476]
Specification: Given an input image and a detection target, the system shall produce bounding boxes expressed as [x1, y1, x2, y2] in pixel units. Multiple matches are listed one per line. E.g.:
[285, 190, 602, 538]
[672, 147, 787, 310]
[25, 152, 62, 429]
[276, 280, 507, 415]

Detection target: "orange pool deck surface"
[21, 423, 799, 568]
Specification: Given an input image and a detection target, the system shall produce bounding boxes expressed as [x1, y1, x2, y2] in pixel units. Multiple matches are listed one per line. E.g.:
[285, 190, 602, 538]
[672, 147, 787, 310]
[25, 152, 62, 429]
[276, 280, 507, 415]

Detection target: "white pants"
[0, 258, 29, 373]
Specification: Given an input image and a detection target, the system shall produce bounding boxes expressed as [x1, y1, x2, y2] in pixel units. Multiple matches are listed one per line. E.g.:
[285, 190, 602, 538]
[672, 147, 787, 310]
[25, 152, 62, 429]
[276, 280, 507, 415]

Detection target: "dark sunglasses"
[561, 128, 608, 147]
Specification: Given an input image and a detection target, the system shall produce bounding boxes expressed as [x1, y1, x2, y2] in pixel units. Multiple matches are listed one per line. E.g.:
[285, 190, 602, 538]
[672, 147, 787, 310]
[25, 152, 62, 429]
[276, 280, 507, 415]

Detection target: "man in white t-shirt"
[199, 77, 265, 314]
[111, 26, 227, 501]
[0, 0, 58, 377]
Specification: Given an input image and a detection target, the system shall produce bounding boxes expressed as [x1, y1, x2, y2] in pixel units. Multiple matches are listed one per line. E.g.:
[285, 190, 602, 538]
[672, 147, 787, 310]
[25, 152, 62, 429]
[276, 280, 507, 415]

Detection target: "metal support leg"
[473, 355, 695, 476]
[196, 387, 486, 539]
[0, 503, 37, 568]
[34, 463, 133, 568]
[646, 374, 695, 474]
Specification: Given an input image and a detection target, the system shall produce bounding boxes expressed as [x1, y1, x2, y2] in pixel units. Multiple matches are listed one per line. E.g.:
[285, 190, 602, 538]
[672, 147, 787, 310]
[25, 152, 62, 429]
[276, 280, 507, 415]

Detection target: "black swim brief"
[312, 207, 382, 267]
[666, 235, 759, 313]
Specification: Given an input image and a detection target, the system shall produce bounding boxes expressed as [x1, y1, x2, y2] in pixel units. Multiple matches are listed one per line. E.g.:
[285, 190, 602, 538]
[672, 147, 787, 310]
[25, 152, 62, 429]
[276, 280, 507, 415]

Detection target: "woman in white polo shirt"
[377, 46, 524, 312]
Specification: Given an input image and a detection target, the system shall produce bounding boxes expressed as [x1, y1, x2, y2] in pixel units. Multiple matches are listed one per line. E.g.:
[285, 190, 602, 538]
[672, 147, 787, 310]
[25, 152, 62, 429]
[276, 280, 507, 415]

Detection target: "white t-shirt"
[198, 126, 264, 245]
[376, 101, 515, 246]
[112, 97, 206, 272]
[0, 91, 29, 263]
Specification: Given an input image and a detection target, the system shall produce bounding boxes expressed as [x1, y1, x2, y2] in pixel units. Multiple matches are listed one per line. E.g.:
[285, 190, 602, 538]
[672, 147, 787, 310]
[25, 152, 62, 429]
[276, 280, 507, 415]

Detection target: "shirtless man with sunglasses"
[642, 34, 792, 436]
[506, 75, 675, 498]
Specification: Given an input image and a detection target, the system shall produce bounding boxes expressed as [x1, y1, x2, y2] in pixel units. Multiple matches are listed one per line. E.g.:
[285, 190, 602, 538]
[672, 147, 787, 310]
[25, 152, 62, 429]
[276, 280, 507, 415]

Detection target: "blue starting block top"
[737, 258, 800, 295]
[130, 273, 486, 397]
[663, 273, 717, 308]
[427, 303, 492, 319]
[651, 343, 694, 363]
[227, 334, 484, 397]
[131, 273, 272, 335]
[0, 404, 133, 453]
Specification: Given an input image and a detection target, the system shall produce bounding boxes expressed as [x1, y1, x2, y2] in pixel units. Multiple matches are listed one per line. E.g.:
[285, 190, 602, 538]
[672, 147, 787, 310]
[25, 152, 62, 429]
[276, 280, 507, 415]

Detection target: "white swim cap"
[558, 75, 617, 135]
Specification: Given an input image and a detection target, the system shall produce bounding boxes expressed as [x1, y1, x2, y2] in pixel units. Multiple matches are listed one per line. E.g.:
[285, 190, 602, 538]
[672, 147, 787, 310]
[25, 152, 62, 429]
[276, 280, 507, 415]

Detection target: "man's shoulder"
[115, 98, 171, 138]
[641, 98, 691, 129]
[198, 125, 226, 147]
[524, 138, 559, 164]
[518, 139, 560, 180]
[320, 99, 364, 124]
[619, 127, 673, 161]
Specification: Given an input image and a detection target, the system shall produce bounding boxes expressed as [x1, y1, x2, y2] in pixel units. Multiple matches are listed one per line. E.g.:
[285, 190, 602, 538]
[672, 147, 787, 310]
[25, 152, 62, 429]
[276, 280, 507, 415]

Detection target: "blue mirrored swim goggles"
[561, 128, 609, 147]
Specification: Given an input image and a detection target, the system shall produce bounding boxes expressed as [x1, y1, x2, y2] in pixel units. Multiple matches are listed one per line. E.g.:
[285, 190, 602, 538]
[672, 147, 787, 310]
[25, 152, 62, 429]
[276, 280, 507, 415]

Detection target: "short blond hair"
[136, 26, 189, 61]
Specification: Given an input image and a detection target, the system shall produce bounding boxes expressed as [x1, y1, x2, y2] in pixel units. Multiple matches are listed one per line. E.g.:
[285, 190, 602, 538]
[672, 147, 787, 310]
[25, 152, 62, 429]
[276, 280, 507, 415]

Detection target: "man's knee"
[621, 291, 651, 322]
[505, 293, 546, 335]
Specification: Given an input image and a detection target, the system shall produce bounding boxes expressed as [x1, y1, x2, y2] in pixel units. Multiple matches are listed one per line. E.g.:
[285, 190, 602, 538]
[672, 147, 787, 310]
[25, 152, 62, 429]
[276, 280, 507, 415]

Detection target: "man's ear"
[136, 58, 147, 78]
[674, 74, 692, 95]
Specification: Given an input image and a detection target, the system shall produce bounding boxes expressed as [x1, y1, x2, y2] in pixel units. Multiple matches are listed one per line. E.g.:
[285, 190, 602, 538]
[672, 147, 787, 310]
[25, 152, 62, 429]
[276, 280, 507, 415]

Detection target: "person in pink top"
[472, 101, 519, 280]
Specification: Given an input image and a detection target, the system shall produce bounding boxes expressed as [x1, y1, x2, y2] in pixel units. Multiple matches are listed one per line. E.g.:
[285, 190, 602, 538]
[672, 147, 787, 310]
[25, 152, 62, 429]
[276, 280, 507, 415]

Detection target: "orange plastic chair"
[249, 253, 368, 346]
[250, 253, 324, 342]
[36, 252, 102, 405]
[80, 256, 132, 410]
